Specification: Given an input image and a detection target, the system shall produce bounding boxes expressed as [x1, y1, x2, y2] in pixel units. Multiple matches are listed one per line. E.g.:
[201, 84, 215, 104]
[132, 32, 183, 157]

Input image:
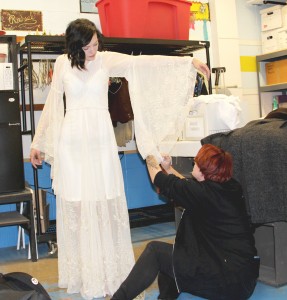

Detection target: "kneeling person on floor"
[111, 144, 259, 300]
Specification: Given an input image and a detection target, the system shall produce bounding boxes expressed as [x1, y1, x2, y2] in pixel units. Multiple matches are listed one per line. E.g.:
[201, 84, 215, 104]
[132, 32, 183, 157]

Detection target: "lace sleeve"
[30, 54, 66, 180]
[127, 55, 197, 162]
[101, 51, 132, 77]
[100, 52, 197, 162]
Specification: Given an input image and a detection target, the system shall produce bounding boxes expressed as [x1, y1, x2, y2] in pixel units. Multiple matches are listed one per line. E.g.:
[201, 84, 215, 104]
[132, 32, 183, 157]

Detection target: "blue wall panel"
[122, 153, 166, 209]
[0, 204, 18, 248]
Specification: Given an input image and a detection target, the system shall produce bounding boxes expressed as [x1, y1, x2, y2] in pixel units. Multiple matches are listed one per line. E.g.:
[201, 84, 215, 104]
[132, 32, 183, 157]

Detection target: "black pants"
[111, 241, 259, 300]
[111, 241, 178, 300]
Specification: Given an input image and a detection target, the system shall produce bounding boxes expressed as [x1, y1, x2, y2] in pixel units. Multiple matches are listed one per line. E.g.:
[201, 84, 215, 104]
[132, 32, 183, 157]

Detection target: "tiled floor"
[1, 222, 287, 299]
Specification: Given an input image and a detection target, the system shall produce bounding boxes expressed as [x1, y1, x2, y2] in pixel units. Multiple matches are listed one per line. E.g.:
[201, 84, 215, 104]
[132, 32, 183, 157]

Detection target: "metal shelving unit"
[102, 37, 211, 93]
[19, 35, 66, 245]
[256, 49, 287, 116]
[255, 48, 287, 286]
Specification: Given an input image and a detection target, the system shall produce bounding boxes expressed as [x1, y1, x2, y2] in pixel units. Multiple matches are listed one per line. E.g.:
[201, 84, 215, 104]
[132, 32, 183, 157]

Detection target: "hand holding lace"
[192, 58, 210, 79]
[161, 154, 172, 173]
[146, 155, 162, 183]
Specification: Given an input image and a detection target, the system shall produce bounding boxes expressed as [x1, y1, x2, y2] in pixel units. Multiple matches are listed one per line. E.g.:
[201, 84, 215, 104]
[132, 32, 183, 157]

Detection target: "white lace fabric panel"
[127, 55, 197, 162]
[56, 196, 135, 299]
[30, 55, 67, 189]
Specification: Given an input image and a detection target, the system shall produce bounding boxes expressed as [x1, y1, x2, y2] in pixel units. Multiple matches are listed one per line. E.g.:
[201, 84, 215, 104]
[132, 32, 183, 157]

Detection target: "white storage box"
[181, 115, 205, 140]
[261, 28, 279, 54]
[277, 27, 287, 50]
[282, 5, 287, 27]
[180, 94, 241, 141]
[260, 5, 282, 32]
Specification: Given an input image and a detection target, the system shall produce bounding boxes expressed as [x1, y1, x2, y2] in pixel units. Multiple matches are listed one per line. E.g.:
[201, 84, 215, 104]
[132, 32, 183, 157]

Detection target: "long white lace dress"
[31, 51, 197, 299]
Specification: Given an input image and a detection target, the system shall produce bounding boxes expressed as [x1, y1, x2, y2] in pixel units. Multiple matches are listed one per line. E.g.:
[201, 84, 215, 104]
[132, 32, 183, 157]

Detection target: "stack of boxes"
[261, 5, 287, 54]
[261, 5, 287, 86]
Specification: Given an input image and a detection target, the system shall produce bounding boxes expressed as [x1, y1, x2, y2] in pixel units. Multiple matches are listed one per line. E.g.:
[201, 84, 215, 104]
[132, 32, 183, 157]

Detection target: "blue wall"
[121, 152, 166, 209]
[0, 152, 166, 248]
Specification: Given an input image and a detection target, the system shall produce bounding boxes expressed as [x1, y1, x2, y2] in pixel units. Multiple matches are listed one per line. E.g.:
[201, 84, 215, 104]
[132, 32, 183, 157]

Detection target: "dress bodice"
[63, 55, 110, 111]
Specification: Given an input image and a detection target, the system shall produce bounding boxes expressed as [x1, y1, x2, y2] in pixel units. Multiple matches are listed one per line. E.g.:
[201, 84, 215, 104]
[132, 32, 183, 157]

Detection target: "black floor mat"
[129, 204, 175, 228]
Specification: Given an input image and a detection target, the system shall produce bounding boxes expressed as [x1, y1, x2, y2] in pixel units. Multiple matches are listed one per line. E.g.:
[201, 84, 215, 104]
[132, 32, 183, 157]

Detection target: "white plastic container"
[180, 94, 242, 141]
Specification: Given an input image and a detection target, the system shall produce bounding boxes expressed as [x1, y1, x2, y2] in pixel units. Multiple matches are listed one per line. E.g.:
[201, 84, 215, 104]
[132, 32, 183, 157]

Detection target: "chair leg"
[17, 202, 26, 250]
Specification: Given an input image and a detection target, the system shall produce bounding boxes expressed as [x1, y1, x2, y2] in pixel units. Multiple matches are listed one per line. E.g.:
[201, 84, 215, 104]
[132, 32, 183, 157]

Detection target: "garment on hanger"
[108, 77, 134, 126]
[113, 120, 133, 147]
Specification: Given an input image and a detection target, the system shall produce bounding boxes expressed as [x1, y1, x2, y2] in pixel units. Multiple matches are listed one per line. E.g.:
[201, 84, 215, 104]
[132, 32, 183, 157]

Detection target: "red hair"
[194, 144, 233, 183]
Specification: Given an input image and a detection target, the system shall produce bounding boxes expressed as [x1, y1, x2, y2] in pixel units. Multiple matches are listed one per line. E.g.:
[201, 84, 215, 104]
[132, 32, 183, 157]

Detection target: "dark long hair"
[194, 144, 233, 183]
[65, 18, 103, 70]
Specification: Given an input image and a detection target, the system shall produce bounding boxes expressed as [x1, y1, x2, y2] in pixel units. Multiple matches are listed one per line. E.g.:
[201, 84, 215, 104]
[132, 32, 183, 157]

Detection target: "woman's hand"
[146, 155, 162, 183]
[161, 154, 172, 173]
[30, 148, 43, 168]
[192, 58, 210, 79]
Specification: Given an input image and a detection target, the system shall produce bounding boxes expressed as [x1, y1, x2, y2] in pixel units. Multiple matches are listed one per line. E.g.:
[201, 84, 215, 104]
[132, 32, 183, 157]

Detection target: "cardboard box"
[265, 61, 280, 85]
[265, 59, 287, 85]
[277, 27, 287, 50]
[278, 59, 287, 83]
[260, 5, 283, 32]
[261, 28, 279, 53]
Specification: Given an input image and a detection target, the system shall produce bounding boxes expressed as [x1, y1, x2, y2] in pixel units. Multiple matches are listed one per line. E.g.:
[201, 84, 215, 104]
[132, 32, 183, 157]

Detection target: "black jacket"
[201, 118, 287, 224]
[154, 172, 259, 299]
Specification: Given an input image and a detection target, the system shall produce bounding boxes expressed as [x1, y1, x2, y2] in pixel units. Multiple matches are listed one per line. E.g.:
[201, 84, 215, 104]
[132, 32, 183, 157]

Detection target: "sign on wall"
[191, 2, 210, 21]
[80, 0, 98, 13]
[1, 10, 43, 31]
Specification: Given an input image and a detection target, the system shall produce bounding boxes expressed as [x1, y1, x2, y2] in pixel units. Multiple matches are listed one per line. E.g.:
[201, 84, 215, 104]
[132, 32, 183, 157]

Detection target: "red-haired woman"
[111, 144, 259, 300]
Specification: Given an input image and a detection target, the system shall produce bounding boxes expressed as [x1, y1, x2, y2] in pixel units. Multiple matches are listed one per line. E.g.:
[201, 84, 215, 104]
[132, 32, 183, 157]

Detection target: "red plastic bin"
[96, 0, 192, 40]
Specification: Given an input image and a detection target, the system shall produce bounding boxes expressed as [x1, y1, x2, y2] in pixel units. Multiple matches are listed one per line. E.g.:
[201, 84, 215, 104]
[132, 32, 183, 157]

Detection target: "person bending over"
[111, 144, 259, 300]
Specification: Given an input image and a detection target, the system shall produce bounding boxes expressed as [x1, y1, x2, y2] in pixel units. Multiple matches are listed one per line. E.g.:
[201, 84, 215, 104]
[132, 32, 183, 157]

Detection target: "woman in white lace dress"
[30, 19, 210, 300]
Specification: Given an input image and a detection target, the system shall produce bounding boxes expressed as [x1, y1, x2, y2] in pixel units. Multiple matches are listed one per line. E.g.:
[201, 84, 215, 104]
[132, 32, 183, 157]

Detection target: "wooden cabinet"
[256, 49, 287, 116]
